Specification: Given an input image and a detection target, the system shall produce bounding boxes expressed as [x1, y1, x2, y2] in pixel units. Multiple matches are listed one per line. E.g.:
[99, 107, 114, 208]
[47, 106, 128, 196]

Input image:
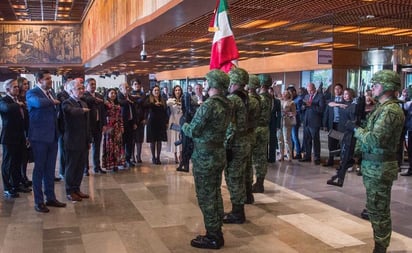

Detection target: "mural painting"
[0, 25, 82, 64]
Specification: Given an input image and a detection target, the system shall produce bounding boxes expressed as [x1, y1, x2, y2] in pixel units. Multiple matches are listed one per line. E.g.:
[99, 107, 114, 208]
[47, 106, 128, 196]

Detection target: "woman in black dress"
[145, 85, 168, 164]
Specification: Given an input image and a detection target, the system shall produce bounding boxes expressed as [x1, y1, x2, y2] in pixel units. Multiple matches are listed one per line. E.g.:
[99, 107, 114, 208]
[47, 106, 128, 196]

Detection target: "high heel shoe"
[152, 158, 157, 164]
[156, 158, 161, 165]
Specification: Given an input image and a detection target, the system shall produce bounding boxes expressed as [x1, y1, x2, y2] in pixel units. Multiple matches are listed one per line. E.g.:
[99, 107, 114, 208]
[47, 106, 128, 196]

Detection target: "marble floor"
[1, 139, 412, 253]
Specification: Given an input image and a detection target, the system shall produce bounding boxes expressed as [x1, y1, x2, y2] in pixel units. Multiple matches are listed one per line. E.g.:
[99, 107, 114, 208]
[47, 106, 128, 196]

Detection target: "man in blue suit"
[26, 70, 66, 213]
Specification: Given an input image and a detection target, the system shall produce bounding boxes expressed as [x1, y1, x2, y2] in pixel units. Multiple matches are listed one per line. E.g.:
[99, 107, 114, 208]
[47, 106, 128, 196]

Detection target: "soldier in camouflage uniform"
[353, 70, 405, 253]
[252, 74, 273, 193]
[223, 68, 250, 224]
[245, 74, 261, 204]
[182, 69, 232, 250]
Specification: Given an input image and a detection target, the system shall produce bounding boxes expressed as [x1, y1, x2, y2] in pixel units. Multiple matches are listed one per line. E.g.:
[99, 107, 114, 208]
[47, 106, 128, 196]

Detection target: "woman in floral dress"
[102, 88, 125, 171]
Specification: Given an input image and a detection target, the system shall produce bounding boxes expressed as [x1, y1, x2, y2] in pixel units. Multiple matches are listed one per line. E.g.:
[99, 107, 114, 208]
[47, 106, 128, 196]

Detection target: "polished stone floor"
[1, 137, 412, 252]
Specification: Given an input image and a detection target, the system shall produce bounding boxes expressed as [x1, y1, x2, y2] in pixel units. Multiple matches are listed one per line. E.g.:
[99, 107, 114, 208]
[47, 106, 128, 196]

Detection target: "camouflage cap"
[248, 74, 260, 89]
[371, 70, 401, 92]
[229, 68, 249, 86]
[206, 69, 230, 91]
[258, 74, 272, 87]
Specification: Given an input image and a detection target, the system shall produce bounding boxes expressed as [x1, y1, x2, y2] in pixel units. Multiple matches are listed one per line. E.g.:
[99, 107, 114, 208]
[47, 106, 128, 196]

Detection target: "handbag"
[285, 115, 296, 126]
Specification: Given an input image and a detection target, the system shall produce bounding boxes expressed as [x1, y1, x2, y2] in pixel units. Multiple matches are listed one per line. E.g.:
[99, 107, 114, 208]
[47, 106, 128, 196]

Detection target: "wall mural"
[0, 24, 82, 64]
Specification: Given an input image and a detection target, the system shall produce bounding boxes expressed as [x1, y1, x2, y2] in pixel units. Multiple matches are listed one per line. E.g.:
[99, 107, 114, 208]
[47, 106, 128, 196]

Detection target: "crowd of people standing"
[0, 68, 408, 253]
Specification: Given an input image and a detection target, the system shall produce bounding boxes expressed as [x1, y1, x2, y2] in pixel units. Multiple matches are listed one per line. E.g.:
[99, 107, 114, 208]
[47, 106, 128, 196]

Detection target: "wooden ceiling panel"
[2, 0, 412, 76]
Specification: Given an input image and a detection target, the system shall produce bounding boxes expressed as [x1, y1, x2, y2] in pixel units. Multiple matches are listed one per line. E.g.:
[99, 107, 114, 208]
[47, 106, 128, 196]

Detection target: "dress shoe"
[401, 171, 412, 176]
[94, 167, 107, 174]
[326, 177, 343, 187]
[34, 203, 49, 213]
[46, 199, 67, 208]
[75, 191, 90, 199]
[299, 158, 311, 162]
[314, 160, 321, 165]
[54, 177, 62, 182]
[14, 186, 32, 193]
[126, 161, 136, 167]
[84, 171, 90, 176]
[267, 158, 276, 163]
[156, 158, 161, 165]
[3, 190, 19, 198]
[176, 166, 189, 172]
[293, 154, 302, 160]
[23, 179, 32, 187]
[137, 159, 143, 163]
[67, 193, 82, 202]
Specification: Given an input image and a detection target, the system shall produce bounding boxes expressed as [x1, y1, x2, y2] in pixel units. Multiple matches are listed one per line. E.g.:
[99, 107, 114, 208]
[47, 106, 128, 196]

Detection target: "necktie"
[309, 94, 314, 103]
[46, 90, 53, 100]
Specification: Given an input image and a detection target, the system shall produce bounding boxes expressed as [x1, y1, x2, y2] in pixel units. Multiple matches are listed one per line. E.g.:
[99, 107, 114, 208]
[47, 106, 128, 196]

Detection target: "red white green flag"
[209, 0, 239, 73]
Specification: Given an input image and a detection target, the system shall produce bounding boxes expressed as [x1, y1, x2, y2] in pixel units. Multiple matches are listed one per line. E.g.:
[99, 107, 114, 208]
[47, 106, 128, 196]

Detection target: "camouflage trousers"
[253, 126, 269, 179]
[192, 147, 225, 232]
[245, 131, 257, 191]
[225, 139, 250, 205]
[362, 174, 393, 248]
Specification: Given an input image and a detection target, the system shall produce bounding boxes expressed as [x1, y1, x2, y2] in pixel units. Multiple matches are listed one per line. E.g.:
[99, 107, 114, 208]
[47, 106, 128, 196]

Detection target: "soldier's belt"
[194, 142, 223, 149]
[363, 153, 397, 162]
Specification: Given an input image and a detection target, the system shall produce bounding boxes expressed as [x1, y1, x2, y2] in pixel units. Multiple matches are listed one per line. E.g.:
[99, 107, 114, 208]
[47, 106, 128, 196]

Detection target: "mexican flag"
[209, 0, 239, 73]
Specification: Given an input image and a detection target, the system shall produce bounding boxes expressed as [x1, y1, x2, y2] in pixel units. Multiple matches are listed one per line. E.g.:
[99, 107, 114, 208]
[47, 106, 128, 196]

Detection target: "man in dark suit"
[83, 78, 106, 174]
[26, 70, 66, 212]
[118, 82, 137, 167]
[299, 82, 325, 165]
[322, 83, 344, 166]
[63, 80, 91, 202]
[0, 79, 29, 198]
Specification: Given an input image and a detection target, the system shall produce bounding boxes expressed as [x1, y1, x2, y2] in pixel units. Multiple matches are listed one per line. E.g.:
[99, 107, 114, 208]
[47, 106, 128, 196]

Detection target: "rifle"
[327, 85, 366, 187]
[176, 79, 195, 172]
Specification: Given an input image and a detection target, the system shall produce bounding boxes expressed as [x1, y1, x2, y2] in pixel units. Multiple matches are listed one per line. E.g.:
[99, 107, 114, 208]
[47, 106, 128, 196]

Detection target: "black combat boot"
[245, 185, 255, 204]
[191, 230, 224, 249]
[252, 177, 264, 193]
[373, 242, 387, 253]
[360, 208, 369, 220]
[222, 204, 245, 224]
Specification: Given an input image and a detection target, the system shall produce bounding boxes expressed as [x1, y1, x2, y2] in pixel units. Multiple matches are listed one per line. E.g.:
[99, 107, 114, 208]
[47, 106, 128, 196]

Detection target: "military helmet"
[206, 69, 230, 91]
[258, 74, 273, 87]
[248, 74, 260, 89]
[371, 70, 401, 92]
[229, 68, 249, 86]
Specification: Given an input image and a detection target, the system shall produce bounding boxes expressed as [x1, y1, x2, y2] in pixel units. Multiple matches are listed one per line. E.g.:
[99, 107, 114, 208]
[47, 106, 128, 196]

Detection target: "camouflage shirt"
[354, 98, 405, 180]
[182, 94, 232, 145]
[258, 91, 272, 126]
[226, 91, 248, 143]
[248, 93, 261, 130]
